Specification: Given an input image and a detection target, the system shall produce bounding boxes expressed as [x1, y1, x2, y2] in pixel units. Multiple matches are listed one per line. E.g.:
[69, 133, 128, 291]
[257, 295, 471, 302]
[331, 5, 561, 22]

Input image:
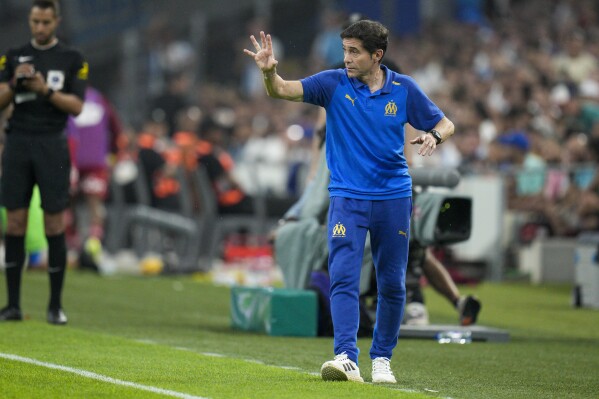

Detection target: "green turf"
[1, 270, 598, 398]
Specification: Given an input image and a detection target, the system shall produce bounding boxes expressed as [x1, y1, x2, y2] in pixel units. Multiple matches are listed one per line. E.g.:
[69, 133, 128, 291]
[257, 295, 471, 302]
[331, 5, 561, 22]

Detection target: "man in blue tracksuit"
[244, 20, 454, 383]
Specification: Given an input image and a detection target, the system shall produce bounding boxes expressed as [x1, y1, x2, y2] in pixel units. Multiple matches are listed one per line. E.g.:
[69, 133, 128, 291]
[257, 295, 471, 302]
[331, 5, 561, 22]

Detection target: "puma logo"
[345, 94, 356, 106]
[398, 230, 408, 237]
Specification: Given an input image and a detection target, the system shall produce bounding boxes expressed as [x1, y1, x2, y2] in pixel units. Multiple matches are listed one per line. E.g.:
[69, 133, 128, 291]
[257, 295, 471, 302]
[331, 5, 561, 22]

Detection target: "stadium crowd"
[130, 0, 599, 246]
[3, 0, 597, 267]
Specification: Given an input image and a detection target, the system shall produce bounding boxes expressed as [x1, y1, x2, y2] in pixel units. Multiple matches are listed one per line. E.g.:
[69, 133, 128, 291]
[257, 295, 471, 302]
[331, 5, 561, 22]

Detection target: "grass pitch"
[1, 270, 598, 399]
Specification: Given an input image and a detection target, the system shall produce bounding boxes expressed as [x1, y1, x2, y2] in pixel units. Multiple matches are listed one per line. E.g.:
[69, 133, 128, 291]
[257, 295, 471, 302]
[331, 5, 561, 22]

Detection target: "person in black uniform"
[0, 0, 87, 325]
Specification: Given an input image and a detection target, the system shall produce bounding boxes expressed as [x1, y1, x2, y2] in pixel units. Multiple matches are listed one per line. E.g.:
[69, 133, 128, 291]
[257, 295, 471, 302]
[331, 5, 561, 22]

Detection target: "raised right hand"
[243, 31, 278, 74]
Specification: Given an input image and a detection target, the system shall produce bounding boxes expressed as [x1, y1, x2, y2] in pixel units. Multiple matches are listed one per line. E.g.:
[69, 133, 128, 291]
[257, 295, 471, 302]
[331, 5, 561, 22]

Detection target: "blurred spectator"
[192, 116, 296, 219]
[562, 133, 596, 165]
[453, 124, 485, 174]
[195, 117, 255, 215]
[134, 119, 186, 211]
[309, 9, 345, 71]
[149, 72, 193, 137]
[559, 91, 599, 137]
[404, 243, 481, 327]
[144, 17, 196, 97]
[66, 86, 124, 259]
[579, 69, 599, 102]
[228, 113, 254, 162]
[489, 130, 546, 208]
[234, 111, 289, 197]
[552, 29, 598, 84]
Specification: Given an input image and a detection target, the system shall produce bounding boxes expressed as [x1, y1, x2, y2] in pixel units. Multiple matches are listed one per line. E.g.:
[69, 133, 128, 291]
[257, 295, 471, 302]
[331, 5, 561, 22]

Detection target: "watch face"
[431, 130, 442, 144]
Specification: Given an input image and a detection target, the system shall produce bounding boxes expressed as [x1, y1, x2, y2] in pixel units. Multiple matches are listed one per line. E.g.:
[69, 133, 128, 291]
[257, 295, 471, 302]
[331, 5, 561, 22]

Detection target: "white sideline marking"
[135, 343, 432, 394]
[199, 352, 226, 357]
[0, 353, 209, 399]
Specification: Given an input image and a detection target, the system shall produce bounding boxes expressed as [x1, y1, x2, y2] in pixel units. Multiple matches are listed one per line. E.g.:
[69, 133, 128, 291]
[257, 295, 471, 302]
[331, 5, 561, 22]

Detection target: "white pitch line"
[127, 342, 434, 394]
[0, 353, 209, 399]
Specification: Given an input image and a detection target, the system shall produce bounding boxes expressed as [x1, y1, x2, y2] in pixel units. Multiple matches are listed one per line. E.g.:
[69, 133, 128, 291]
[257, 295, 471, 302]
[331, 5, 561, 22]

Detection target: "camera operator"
[0, 0, 87, 325]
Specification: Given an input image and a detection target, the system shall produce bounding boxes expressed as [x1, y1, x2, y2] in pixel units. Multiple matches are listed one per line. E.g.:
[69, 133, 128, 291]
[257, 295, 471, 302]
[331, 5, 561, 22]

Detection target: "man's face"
[29, 6, 60, 46]
[342, 38, 378, 79]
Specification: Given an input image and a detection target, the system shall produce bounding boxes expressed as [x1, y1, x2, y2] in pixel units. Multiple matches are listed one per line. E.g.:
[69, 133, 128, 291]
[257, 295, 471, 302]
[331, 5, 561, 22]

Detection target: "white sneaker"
[320, 353, 363, 382]
[403, 302, 429, 326]
[372, 357, 396, 383]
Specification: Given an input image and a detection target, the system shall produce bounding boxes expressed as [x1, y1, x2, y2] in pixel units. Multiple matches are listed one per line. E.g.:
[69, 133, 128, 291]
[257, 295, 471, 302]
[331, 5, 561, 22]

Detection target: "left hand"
[410, 133, 437, 156]
[22, 71, 49, 96]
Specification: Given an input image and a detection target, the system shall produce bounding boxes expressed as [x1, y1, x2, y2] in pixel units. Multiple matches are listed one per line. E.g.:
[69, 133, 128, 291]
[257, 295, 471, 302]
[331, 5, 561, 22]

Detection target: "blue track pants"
[328, 196, 411, 364]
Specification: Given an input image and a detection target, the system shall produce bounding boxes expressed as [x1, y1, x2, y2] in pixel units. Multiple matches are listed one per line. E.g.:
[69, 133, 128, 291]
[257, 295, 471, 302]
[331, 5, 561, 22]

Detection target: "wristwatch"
[428, 129, 442, 145]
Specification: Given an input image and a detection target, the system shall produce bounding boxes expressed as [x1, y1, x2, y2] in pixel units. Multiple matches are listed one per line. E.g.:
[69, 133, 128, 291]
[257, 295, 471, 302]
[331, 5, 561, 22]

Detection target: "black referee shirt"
[0, 41, 87, 135]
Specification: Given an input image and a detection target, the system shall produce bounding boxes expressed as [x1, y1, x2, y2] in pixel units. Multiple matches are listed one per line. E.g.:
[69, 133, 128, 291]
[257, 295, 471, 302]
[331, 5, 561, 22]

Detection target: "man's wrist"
[44, 87, 55, 100]
[263, 69, 277, 79]
[428, 129, 443, 145]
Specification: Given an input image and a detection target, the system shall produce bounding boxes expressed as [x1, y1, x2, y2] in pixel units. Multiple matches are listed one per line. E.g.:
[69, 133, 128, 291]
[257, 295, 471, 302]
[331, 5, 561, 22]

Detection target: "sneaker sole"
[372, 376, 397, 384]
[47, 319, 68, 325]
[321, 365, 364, 383]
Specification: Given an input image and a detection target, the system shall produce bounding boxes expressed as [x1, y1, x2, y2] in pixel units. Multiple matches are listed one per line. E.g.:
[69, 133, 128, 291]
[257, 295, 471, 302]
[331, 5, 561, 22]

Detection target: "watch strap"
[429, 129, 442, 145]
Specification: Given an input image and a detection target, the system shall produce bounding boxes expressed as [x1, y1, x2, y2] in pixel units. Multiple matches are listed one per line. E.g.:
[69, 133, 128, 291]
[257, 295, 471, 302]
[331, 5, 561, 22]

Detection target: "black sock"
[4, 235, 26, 309]
[47, 233, 67, 310]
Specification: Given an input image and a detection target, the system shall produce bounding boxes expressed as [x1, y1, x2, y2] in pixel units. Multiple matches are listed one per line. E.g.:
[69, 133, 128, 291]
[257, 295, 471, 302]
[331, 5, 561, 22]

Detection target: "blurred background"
[1, 0, 598, 291]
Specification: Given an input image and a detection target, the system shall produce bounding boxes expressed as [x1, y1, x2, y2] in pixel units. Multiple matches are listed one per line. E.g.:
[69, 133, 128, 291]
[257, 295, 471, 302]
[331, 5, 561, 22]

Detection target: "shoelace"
[334, 353, 349, 361]
[373, 358, 393, 375]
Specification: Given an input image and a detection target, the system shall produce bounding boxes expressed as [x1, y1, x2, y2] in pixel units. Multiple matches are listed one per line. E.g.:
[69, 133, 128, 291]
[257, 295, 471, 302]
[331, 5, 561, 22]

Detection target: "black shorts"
[1, 132, 71, 213]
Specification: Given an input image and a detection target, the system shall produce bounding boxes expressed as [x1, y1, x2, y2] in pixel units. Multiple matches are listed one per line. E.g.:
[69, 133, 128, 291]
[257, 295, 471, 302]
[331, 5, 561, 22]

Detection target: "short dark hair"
[32, 0, 60, 17]
[340, 20, 388, 58]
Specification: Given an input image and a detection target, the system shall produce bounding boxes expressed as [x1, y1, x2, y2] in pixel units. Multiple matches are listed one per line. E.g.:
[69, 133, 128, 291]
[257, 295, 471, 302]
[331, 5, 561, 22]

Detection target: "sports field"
[1, 271, 598, 399]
